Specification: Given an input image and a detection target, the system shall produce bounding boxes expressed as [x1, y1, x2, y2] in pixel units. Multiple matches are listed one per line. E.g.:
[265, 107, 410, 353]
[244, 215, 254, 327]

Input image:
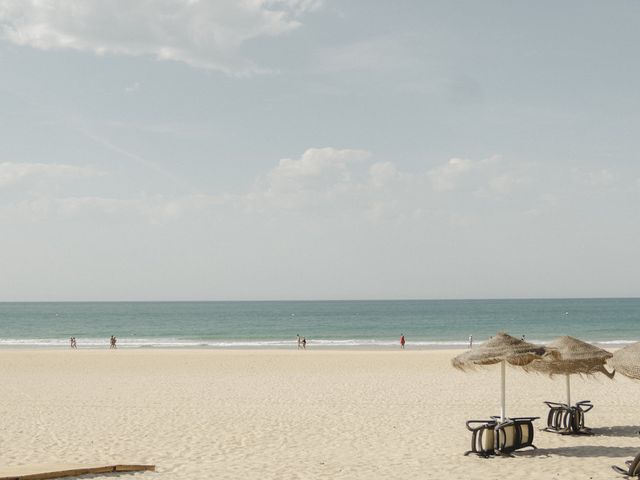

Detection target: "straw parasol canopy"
[526, 336, 613, 407]
[452, 332, 556, 421]
[527, 336, 613, 377]
[452, 331, 551, 370]
[608, 342, 640, 380]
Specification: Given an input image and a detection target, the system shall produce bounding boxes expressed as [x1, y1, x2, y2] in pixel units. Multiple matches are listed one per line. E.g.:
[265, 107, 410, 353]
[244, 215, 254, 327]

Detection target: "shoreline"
[0, 339, 634, 351]
[0, 347, 469, 353]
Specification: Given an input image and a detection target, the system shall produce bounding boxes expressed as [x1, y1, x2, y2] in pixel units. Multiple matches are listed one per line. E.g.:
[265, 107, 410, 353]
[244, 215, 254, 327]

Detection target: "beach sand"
[1, 349, 637, 479]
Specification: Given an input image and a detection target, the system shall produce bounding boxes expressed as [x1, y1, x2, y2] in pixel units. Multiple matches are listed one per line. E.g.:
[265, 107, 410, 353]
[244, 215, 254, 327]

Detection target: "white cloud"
[0, 0, 321, 74]
[264, 147, 370, 194]
[426, 156, 522, 196]
[0, 162, 104, 188]
[0, 193, 227, 224]
[487, 173, 522, 195]
[0, 150, 530, 225]
[368, 161, 398, 188]
[427, 157, 475, 192]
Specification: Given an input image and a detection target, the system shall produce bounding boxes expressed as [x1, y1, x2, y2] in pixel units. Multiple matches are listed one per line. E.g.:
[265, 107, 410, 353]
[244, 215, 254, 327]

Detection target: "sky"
[0, 0, 639, 301]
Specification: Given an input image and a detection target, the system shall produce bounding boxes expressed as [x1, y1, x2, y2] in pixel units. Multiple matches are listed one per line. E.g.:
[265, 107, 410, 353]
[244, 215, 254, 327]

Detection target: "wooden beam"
[0, 464, 155, 480]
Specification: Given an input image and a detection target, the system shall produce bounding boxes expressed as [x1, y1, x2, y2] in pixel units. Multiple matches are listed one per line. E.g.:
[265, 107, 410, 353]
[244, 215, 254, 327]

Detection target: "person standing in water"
[400, 334, 406, 349]
[468, 335, 473, 348]
[297, 334, 301, 349]
[302, 337, 307, 349]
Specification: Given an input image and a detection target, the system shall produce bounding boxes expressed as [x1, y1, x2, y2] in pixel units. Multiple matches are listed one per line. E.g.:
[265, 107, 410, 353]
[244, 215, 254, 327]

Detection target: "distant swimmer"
[400, 334, 406, 349]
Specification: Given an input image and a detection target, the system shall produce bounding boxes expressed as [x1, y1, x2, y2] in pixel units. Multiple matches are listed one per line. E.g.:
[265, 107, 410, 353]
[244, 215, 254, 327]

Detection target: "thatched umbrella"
[608, 342, 640, 380]
[526, 336, 613, 406]
[452, 332, 554, 421]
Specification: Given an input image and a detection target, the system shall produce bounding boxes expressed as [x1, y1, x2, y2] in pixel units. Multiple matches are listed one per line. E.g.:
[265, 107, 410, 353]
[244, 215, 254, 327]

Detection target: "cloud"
[0, 162, 104, 188]
[487, 173, 522, 195]
[427, 157, 498, 192]
[244, 150, 526, 219]
[0, 0, 321, 74]
[368, 161, 398, 188]
[264, 147, 370, 193]
[425, 156, 524, 196]
[427, 157, 476, 192]
[0, 150, 530, 225]
[0, 193, 227, 224]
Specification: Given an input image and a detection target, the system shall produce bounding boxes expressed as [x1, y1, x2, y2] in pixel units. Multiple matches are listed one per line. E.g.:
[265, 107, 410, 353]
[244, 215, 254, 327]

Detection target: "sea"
[0, 298, 637, 349]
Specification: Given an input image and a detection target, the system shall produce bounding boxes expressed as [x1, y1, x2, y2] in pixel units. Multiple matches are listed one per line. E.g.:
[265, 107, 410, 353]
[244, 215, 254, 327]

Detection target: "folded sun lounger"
[464, 419, 497, 457]
[543, 400, 594, 435]
[464, 416, 538, 457]
[612, 450, 640, 477]
[492, 416, 538, 456]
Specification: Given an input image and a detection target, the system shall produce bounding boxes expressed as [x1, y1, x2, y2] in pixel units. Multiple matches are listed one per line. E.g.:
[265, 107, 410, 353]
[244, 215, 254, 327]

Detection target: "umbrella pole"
[500, 360, 506, 421]
[566, 374, 571, 407]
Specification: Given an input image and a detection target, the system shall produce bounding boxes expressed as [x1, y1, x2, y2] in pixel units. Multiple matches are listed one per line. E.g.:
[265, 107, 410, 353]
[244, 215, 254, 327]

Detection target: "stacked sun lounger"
[543, 400, 594, 435]
[464, 416, 538, 457]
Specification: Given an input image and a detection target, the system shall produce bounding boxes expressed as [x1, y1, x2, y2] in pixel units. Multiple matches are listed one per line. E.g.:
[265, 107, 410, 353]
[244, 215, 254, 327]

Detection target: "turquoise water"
[0, 298, 637, 348]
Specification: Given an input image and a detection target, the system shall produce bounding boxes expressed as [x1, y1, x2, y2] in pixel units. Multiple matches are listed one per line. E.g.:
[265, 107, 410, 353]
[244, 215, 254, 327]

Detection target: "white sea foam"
[589, 340, 637, 345]
[0, 337, 635, 349]
[0, 337, 468, 348]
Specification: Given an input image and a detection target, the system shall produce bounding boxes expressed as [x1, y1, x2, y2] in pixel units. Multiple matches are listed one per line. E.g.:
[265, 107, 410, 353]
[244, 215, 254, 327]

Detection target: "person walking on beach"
[297, 334, 301, 349]
[302, 337, 306, 349]
[468, 335, 473, 349]
[400, 334, 406, 349]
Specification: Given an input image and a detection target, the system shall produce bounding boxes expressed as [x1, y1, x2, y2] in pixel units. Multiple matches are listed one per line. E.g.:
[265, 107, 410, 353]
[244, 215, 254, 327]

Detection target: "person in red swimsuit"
[400, 334, 405, 349]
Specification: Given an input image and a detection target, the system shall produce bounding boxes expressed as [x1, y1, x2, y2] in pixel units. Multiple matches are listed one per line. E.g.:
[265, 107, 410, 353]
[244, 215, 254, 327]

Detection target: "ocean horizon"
[0, 298, 638, 349]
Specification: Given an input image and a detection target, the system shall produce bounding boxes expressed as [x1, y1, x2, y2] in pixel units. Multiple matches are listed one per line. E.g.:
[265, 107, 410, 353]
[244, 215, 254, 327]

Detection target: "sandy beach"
[1, 349, 638, 479]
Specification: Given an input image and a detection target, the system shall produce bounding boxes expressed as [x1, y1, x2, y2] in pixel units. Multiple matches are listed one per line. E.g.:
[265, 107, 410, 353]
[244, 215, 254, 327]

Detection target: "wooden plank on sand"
[0, 464, 155, 480]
